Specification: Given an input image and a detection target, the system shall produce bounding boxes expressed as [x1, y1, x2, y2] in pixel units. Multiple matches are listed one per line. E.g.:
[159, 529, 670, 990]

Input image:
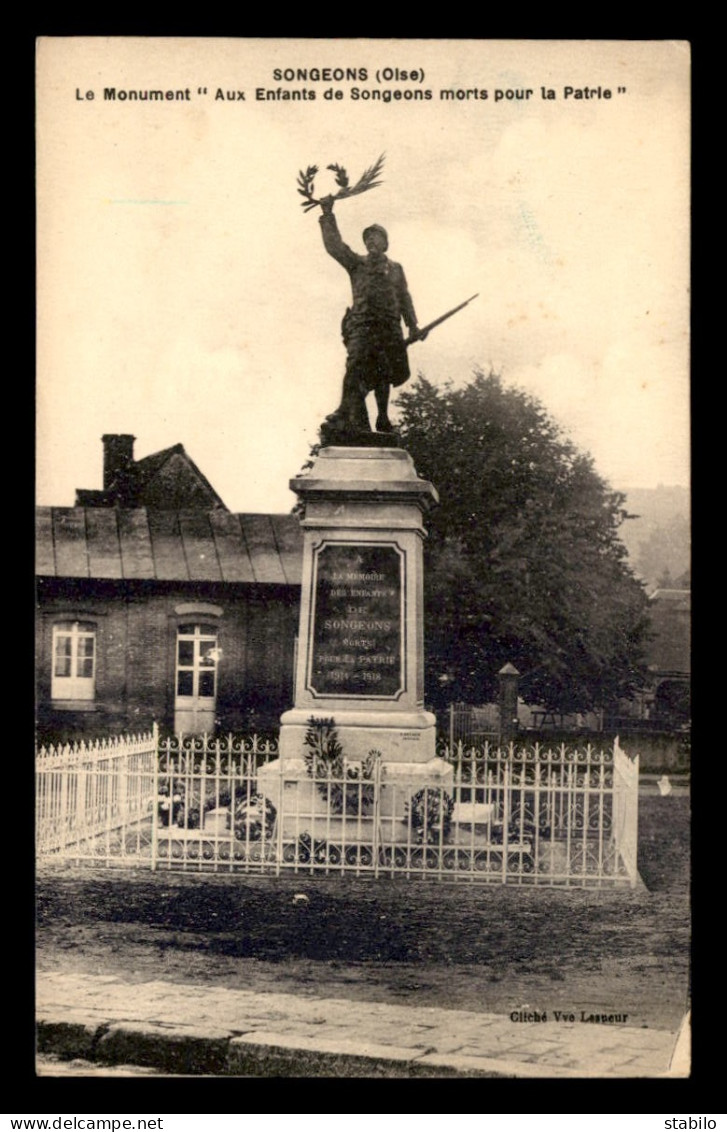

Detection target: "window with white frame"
[51, 621, 96, 701]
[175, 623, 219, 701]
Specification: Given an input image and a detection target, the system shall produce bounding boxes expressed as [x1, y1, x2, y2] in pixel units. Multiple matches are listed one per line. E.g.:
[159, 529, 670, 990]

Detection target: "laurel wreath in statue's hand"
[296, 154, 385, 212]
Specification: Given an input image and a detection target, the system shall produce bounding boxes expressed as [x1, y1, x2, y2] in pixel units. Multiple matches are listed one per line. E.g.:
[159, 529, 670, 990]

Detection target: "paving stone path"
[37, 972, 685, 1078]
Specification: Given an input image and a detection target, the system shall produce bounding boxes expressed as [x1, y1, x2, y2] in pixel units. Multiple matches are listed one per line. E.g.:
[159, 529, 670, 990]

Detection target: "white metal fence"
[36, 726, 158, 858]
[37, 729, 639, 885]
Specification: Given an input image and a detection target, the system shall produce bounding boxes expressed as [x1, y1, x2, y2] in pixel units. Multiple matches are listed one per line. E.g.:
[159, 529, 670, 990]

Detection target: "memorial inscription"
[308, 543, 404, 698]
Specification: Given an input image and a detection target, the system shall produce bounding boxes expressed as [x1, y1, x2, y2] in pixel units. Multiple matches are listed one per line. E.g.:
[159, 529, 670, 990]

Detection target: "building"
[645, 584, 691, 726]
[36, 435, 303, 742]
[74, 433, 228, 512]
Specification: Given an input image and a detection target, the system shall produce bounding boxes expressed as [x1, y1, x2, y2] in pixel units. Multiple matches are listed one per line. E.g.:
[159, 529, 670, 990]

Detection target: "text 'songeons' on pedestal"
[308, 543, 404, 699]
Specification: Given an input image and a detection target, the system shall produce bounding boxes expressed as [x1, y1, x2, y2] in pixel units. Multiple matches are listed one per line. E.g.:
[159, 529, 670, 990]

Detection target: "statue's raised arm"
[318, 196, 359, 272]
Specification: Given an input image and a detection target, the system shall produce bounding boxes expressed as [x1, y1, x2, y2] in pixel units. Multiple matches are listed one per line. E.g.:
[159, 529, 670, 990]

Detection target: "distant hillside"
[617, 485, 690, 593]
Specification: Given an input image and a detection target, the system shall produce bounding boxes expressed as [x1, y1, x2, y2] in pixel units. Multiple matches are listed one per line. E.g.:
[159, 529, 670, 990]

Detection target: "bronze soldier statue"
[318, 194, 426, 441]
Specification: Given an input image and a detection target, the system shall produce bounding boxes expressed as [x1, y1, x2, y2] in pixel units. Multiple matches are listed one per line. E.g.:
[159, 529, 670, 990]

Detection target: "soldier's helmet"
[363, 224, 389, 251]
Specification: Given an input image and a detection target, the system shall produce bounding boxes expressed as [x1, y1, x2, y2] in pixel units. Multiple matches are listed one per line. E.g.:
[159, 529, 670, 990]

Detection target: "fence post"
[501, 758, 510, 883]
[59, 748, 69, 849]
[613, 737, 640, 886]
[373, 754, 382, 879]
[275, 756, 284, 876]
[498, 663, 520, 744]
[627, 750, 640, 887]
[150, 726, 160, 872]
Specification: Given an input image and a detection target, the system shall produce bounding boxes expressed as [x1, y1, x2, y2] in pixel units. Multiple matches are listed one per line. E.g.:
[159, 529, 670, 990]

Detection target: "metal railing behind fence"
[449, 702, 500, 748]
[37, 729, 639, 885]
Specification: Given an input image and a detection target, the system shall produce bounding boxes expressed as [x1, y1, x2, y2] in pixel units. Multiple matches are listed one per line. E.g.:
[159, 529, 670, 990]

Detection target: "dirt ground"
[36, 793, 690, 1032]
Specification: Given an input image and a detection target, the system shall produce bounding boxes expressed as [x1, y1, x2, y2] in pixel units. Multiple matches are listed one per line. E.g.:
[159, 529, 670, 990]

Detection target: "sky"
[36, 38, 690, 515]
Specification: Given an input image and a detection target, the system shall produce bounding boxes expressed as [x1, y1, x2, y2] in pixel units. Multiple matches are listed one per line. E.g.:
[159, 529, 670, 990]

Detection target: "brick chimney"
[102, 434, 135, 490]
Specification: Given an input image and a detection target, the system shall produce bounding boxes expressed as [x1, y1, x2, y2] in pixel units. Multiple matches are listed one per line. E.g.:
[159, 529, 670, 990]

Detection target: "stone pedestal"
[257, 444, 453, 827]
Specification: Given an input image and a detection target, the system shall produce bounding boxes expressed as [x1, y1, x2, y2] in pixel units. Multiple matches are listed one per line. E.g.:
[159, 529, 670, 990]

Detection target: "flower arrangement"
[302, 716, 379, 816]
[232, 792, 276, 842]
[156, 780, 186, 826]
[406, 787, 454, 844]
[156, 780, 275, 840]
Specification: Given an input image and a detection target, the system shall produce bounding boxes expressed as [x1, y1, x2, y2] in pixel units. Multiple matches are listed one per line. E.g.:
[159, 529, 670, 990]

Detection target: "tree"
[395, 370, 651, 714]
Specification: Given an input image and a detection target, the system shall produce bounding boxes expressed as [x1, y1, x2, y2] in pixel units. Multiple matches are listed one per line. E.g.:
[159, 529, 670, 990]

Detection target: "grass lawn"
[36, 791, 690, 1031]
